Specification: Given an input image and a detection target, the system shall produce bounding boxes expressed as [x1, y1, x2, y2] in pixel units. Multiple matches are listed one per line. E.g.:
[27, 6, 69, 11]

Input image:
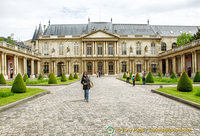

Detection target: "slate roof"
[32, 22, 199, 41]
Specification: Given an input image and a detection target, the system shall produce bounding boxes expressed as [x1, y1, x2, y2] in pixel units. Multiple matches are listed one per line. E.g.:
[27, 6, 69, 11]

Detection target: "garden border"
[151, 89, 200, 110]
[0, 90, 50, 112]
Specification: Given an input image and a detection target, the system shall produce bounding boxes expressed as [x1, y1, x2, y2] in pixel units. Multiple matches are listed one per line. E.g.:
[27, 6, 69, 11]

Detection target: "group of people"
[126, 71, 146, 87]
[95, 71, 102, 78]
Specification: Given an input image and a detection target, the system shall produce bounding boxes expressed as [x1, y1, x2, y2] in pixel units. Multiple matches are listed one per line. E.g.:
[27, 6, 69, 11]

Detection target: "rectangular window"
[44, 62, 49, 73]
[59, 44, 64, 55]
[136, 43, 141, 55]
[122, 62, 127, 72]
[151, 64, 156, 73]
[122, 43, 127, 55]
[44, 44, 49, 56]
[87, 45, 92, 55]
[74, 45, 79, 56]
[98, 45, 102, 55]
[74, 64, 79, 73]
[151, 43, 155, 55]
[108, 44, 113, 55]
[137, 64, 142, 72]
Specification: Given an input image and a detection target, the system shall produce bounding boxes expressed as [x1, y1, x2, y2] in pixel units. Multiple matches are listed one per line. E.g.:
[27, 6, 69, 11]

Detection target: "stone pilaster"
[166, 59, 169, 76]
[23, 57, 27, 75]
[31, 59, 35, 78]
[1, 53, 4, 75]
[37, 61, 40, 75]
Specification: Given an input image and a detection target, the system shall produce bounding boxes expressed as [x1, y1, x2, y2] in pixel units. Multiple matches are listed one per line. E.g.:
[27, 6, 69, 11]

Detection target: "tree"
[146, 72, 154, 83]
[0, 73, 6, 84]
[177, 33, 192, 46]
[177, 72, 193, 92]
[23, 73, 29, 82]
[11, 73, 26, 93]
[191, 28, 200, 41]
[136, 73, 141, 81]
[69, 73, 74, 80]
[0, 38, 4, 41]
[123, 72, 127, 79]
[193, 72, 200, 82]
[38, 74, 44, 80]
[6, 36, 14, 45]
[48, 73, 57, 84]
[74, 73, 78, 79]
[61, 73, 67, 82]
[170, 72, 177, 79]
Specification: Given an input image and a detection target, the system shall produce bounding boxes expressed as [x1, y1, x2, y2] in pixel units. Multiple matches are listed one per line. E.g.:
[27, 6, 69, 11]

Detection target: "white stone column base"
[104, 74, 108, 76]
[31, 75, 35, 78]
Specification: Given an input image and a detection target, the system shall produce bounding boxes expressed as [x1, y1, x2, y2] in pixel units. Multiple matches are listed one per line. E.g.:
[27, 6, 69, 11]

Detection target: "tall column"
[13, 55, 17, 76]
[129, 60, 132, 73]
[116, 60, 119, 74]
[104, 41, 106, 56]
[194, 51, 198, 72]
[181, 54, 185, 73]
[159, 60, 162, 73]
[92, 61, 95, 75]
[114, 60, 116, 75]
[172, 57, 176, 74]
[104, 60, 106, 75]
[16, 56, 18, 75]
[82, 41, 84, 56]
[4, 53, 7, 76]
[81, 60, 83, 74]
[93, 41, 95, 56]
[31, 59, 35, 78]
[116, 41, 118, 56]
[144, 60, 147, 72]
[68, 61, 71, 74]
[37, 61, 40, 75]
[132, 61, 135, 74]
[1, 53, 4, 75]
[23, 57, 26, 75]
[166, 59, 169, 76]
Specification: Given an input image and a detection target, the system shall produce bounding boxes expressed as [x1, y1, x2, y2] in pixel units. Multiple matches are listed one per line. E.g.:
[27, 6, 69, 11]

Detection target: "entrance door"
[108, 62, 114, 75]
[57, 62, 64, 77]
[162, 59, 166, 75]
[185, 54, 192, 77]
[98, 62, 103, 73]
[87, 62, 92, 75]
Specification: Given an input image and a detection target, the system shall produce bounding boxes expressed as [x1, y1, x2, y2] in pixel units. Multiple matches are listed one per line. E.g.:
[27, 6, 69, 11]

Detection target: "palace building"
[0, 19, 200, 79]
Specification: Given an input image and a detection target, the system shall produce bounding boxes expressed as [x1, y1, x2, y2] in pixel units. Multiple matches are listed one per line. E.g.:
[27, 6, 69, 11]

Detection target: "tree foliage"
[74, 73, 78, 79]
[146, 72, 154, 83]
[0, 73, 6, 84]
[48, 73, 57, 84]
[69, 73, 74, 80]
[177, 33, 192, 46]
[191, 28, 200, 41]
[193, 72, 200, 82]
[123, 72, 127, 78]
[177, 72, 193, 92]
[136, 73, 141, 81]
[11, 73, 26, 93]
[23, 73, 29, 82]
[61, 73, 67, 82]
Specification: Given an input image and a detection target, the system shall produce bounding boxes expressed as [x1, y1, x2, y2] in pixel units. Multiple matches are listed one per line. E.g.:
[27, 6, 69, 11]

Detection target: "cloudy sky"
[0, 0, 200, 41]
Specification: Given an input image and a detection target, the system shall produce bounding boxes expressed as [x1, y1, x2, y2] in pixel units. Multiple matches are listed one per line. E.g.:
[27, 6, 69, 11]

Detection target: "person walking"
[98, 71, 101, 78]
[132, 75, 136, 86]
[126, 72, 130, 83]
[81, 72, 90, 102]
[142, 71, 146, 85]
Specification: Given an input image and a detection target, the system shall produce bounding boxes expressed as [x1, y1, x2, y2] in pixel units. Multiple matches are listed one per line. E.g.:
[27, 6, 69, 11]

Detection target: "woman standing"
[81, 72, 90, 102]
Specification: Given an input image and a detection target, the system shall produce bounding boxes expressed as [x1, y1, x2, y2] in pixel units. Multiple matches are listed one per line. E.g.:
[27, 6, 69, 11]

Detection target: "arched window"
[121, 61, 127, 72]
[172, 42, 177, 48]
[74, 43, 79, 56]
[44, 62, 49, 73]
[121, 42, 127, 55]
[151, 43, 155, 55]
[161, 42, 166, 51]
[136, 42, 141, 55]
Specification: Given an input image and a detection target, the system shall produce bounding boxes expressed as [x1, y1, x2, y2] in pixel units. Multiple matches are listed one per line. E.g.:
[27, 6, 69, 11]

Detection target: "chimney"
[147, 19, 149, 25]
[43, 25, 46, 31]
[88, 17, 90, 23]
[48, 19, 51, 26]
[111, 18, 112, 22]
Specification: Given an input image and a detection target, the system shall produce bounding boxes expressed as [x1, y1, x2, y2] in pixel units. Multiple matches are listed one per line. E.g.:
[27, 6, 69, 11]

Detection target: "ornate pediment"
[82, 30, 119, 39]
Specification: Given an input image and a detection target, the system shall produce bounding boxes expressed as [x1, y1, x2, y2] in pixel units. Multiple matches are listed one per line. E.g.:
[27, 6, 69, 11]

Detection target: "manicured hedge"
[123, 72, 127, 78]
[74, 73, 78, 79]
[158, 72, 162, 78]
[61, 73, 67, 82]
[48, 73, 57, 84]
[38, 74, 44, 80]
[23, 73, 29, 82]
[136, 73, 141, 81]
[177, 72, 193, 92]
[11, 73, 26, 93]
[0, 73, 6, 84]
[146, 72, 154, 83]
[69, 73, 74, 80]
[193, 72, 200, 82]
[170, 72, 177, 79]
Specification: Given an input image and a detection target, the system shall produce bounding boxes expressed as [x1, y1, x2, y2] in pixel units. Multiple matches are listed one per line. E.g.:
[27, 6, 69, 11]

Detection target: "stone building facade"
[0, 20, 200, 79]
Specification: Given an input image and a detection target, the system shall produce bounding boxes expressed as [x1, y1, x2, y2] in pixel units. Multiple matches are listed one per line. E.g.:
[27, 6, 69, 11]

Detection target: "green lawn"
[6, 78, 80, 85]
[157, 87, 200, 104]
[120, 77, 197, 84]
[0, 88, 45, 107]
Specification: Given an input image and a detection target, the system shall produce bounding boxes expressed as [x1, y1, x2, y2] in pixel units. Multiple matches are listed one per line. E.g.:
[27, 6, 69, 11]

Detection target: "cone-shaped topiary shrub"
[146, 72, 154, 83]
[61, 73, 67, 82]
[74, 72, 78, 79]
[177, 72, 193, 92]
[170, 72, 177, 79]
[23, 73, 29, 82]
[123, 72, 127, 79]
[11, 73, 26, 93]
[193, 72, 200, 82]
[48, 73, 51, 78]
[0, 73, 6, 84]
[48, 73, 57, 84]
[69, 73, 74, 80]
[136, 73, 141, 81]
[38, 74, 44, 80]
[129, 73, 132, 78]
[158, 72, 162, 78]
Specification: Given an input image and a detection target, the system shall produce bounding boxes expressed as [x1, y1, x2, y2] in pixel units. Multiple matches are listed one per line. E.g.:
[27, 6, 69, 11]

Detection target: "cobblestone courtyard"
[0, 77, 200, 136]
